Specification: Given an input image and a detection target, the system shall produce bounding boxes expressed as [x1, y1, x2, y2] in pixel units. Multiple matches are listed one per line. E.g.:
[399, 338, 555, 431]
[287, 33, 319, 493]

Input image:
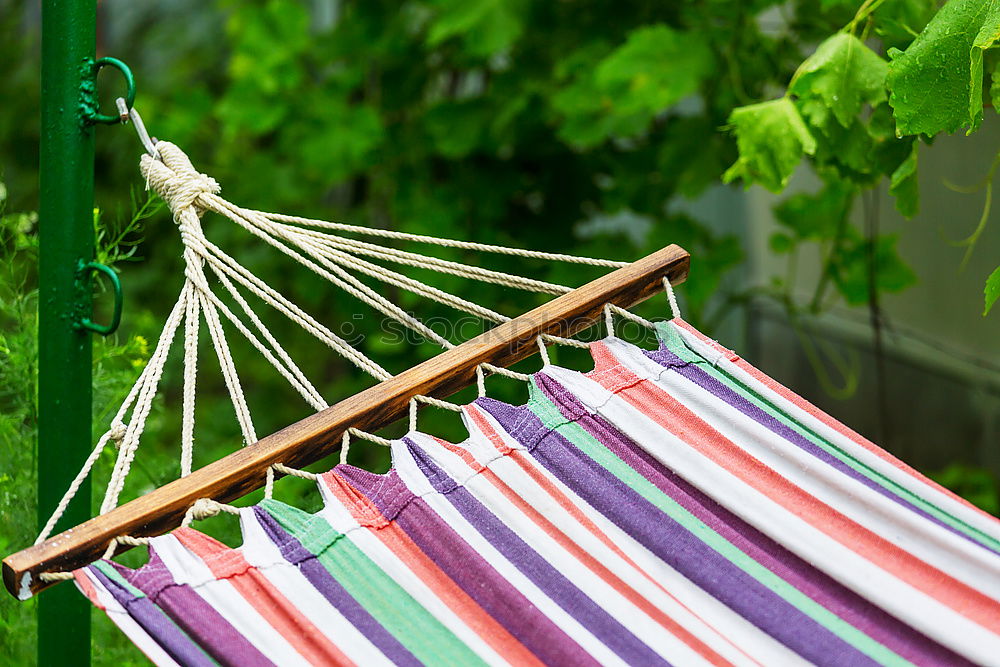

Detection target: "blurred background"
[1, 0, 998, 663]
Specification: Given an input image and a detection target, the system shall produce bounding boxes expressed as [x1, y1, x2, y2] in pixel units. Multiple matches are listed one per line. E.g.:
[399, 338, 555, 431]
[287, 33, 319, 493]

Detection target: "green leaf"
[797, 97, 877, 182]
[789, 33, 888, 127]
[887, 0, 1000, 136]
[986, 265, 1000, 315]
[552, 25, 712, 148]
[426, 0, 524, 57]
[889, 141, 919, 218]
[593, 25, 712, 117]
[992, 59, 1000, 110]
[874, 0, 938, 50]
[723, 98, 817, 193]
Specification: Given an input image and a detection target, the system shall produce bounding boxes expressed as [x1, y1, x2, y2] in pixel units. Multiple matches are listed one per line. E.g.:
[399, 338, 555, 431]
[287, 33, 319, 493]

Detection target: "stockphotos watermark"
[334, 313, 663, 351]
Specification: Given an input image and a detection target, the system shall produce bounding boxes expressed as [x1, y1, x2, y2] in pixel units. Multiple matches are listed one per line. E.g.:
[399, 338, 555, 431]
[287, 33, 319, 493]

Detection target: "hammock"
[7, 122, 1000, 666]
[76, 322, 1000, 666]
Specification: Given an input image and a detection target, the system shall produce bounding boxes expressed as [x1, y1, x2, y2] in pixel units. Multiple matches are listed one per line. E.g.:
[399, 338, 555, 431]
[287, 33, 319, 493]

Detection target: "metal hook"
[116, 98, 160, 160]
[77, 261, 123, 336]
[87, 57, 136, 125]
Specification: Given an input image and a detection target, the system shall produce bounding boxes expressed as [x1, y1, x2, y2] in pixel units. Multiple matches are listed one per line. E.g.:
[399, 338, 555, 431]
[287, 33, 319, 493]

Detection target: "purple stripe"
[123, 551, 274, 667]
[400, 437, 671, 667]
[536, 375, 972, 667]
[334, 465, 601, 667]
[89, 564, 217, 667]
[645, 339, 997, 556]
[251, 503, 422, 666]
[476, 395, 877, 667]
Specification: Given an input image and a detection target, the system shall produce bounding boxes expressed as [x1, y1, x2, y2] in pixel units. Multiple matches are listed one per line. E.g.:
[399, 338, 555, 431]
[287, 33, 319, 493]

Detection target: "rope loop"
[140, 141, 220, 217]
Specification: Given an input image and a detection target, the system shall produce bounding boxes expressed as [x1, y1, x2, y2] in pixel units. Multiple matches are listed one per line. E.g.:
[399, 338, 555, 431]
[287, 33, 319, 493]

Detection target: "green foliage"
[929, 463, 1000, 516]
[1, 0, 998, 660]
[986, 265, 1000, 315]
[887, 0, 1000, 136]
[0, 187, 152, 665]
[726, 0, 1000, 317]
[553, 25, 713, 148]
[888, 141, 919, 218]
[723, 98, 817, 193]
[789, 33, 887, 127]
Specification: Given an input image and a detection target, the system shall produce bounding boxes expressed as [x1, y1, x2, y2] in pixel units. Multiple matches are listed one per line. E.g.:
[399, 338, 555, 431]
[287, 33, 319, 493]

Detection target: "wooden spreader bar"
[4, 244, 689, 598]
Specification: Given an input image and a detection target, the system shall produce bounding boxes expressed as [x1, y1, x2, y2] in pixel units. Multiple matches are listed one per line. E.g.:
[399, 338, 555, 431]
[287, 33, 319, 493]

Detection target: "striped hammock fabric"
[75, 319, 1000, 666]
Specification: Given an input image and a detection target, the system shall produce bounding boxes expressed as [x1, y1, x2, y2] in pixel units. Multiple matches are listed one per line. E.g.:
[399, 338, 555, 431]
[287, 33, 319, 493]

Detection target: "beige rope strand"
[205, 265, 327, 411]
[663, 276, 682, 320]
[272, 225, 572, 295]
[180, 293, 200, 477]
[208, 197, 455, 349]
[278, 226, 507, 323]
[100, 291, 190, 514]
[197, 289, 257, 446]
[253, 207, 628, 268]
[198, 240, 390, 380]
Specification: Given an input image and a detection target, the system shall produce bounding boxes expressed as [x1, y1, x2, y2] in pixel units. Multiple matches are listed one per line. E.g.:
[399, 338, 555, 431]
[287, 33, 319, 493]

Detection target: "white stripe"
[465, 404, 810, 667]
[79, 569, 183, 667]
[390, 439, 631, 667]
[407, 432, 713, 667]
[544, 365, 1000, 665]
[605, 336, 1000, 601]
[671, 321, 1000, 547]
[313, 479, 511, 667]
[238, 509, 392, 667]
[151, 534, 311, 666]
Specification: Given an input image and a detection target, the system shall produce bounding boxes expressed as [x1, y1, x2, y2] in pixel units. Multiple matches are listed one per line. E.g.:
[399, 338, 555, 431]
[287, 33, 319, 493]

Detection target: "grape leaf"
[887, 0, 1000, 136]
[723, 98, 817, 193]
[797, 97, 877, 182]
[986, 265, 1000, 315]
[789, 33, 888, 127]
[889, 141, 919, 218]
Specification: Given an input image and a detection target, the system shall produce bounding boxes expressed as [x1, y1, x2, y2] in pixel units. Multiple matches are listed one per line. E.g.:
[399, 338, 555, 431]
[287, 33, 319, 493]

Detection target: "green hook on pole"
[84, 56, 136, 125]
[77, 261, 123, 336]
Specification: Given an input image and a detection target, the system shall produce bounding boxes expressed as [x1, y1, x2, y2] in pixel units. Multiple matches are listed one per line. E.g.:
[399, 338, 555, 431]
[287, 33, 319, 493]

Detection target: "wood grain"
[4, 244, 689, 598]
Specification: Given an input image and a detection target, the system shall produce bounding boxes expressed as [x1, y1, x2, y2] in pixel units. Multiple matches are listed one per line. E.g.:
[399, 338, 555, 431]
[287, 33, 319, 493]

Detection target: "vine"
[725, 0, 1000, 317]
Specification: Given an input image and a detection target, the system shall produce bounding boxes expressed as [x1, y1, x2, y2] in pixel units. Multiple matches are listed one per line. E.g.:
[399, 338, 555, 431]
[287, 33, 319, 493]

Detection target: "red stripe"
[321, 474, 543, 666]
[173, 528, 355, 666]
[585, 347, 1000, 633]
[671, 319, 994, 520]
[75, 569, 102, 608]
[464, 407, 742, 667]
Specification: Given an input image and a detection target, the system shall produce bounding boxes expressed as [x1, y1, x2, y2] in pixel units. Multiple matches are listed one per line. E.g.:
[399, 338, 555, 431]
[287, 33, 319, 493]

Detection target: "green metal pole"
[38, 1, 95, 665]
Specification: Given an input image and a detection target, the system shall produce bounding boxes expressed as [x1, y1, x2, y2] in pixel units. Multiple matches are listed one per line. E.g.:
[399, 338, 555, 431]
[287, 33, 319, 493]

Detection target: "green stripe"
[259, 499, 486, 667]
[526, 383, 911, 667]
[90, 562, 221, 666]
[656, 322, 1000, 554]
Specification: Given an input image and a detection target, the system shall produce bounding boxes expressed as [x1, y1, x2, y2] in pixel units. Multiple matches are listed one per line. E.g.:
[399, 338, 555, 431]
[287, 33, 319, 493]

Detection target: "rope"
[249, 207, 629, 268]
[32, 138, 657, 560]
[664, 277, 681, 320]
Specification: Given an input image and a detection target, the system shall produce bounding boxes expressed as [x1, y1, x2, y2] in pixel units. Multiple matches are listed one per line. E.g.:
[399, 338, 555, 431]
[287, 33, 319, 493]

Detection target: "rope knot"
[108, 420, 127, 449]
[140, 141, 220, 218]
